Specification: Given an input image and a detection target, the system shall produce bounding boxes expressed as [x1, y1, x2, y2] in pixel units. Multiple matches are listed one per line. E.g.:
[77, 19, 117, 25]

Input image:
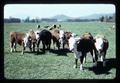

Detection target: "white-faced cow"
[68, 32, 97, 71]
[94, 34, 109, 67]
[10, 32, 31, 54]
[37, 29, 52, 53]
[63, 32, 77, 49]
[27, 29, 37, 52]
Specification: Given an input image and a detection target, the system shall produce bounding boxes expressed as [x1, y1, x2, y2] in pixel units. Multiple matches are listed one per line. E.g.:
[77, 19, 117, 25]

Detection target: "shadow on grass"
[25, 49, 46, 55]
[49, 48, 71, 56]
[88, 58, 117, 75]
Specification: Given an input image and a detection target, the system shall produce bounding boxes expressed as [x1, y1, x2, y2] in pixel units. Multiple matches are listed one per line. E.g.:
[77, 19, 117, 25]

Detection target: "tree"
[100, 16, 104, 22]
[24, 16, 30, 22]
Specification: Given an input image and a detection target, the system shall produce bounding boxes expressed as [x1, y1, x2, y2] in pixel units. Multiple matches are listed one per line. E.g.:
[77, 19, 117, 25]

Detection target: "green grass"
[4, 22, 116, 79]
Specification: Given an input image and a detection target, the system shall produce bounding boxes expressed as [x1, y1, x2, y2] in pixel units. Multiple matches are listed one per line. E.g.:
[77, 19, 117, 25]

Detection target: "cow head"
[59, 30, 65, 45]
[23, 33, 31, 47]
[95, 37, 104, 54]
[68, 37, 76, 51]
[35, 30, 40, 40]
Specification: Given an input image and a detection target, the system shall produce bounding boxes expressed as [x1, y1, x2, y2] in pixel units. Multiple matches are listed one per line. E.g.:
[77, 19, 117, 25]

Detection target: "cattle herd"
[9, 24, 109, 71]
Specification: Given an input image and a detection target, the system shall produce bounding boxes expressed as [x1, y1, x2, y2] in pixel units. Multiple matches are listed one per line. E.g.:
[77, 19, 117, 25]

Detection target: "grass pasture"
[4, 22, 116, 79]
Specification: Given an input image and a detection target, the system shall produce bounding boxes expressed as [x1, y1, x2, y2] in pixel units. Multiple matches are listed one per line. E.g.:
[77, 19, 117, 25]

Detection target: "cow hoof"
[80, 67, 83, 71]
[73, 65, 77, 68]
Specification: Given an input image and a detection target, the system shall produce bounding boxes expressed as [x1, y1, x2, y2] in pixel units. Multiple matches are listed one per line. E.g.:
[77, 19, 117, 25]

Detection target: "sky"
[4, 4, 115, 19]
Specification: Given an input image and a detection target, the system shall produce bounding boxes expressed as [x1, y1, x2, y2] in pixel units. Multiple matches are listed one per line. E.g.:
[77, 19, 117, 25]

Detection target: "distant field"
[4, 22, 116, 79]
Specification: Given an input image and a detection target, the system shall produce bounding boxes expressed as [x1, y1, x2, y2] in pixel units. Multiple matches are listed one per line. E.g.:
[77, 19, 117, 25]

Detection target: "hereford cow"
[50, 27, 65, 50]
[49, 24, 61, 30]
[10, 32, 31, 54]
[37, 29, 52, 53]
[68, 32, 97, 71]
[94, 34, 109, 67]
[27, 29, 37, 52]
[63, 32, 77, 49]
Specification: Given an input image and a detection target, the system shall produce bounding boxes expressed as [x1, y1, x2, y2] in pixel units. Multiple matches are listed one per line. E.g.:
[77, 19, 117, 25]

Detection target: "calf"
[37, 29, 52, 53]
[94, 34, 109, 67]
[10, 32, 31, 54]
[68, 33, 97, 71]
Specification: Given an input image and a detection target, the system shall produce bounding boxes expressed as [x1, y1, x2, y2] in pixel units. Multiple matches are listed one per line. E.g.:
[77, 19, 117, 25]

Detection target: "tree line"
[4, 14, 115, 23]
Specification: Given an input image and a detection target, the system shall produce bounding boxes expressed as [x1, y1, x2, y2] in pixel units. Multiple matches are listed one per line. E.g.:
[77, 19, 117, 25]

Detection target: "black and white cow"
[68, 33, 97, 71]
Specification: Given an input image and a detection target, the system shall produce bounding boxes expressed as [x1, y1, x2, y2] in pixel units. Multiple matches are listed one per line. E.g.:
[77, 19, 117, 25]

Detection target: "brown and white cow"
[68, 32, 97, 71]
[63, 31, 77, 49]
[10, 32, 31, 54]
[27, 29, 37, 52]
[94, 34, 109, 67]
[49, 27, 65, 50]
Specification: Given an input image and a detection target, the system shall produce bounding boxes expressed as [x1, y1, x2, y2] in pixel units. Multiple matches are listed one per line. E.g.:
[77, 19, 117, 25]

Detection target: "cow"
[50, 29, 60, 50]
[68, 32, 97, 71]
[62, 32, 77, 49]
[9, 32, 31, 54]
[49, 24, 60, 30]
[37, 29, 52, 53]
[51, 29, 65, 50]
[27, 29, 37, 52]
[94, 34, 109, 67]
[44, 25, 50, 28]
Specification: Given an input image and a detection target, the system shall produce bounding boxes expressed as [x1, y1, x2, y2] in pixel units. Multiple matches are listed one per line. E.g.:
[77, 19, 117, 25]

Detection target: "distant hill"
[50, 13, 114, 21]
[78, 13, 114, 19]
[51, 14, 74, 21]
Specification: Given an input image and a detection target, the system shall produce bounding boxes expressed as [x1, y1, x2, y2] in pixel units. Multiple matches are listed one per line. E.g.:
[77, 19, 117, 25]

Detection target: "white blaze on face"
[95, 38, 104, 52]
[24, 33, 29, 47]
[35, 30, 40, 40]
[68, 37, 76, 51]
[59, 30, 64, 44]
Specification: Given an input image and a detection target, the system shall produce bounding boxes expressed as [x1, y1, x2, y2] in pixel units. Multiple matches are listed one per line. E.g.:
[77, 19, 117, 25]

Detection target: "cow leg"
[28, 41, 32, 52]
[37, 40, 40, 54]
[92, 50, 98, 67]
[29, 45, 32, 52]
[83, 55, 86, 63]
[63, 42, 65, 49]
[53, 42, 55, 49]
[73, 58, 78, 68]
[42, 41, 45, 53]
[21, 42, 25, 55]
[56, 41, 60, 50]
[13, 42, 16, 52]
[102, 51, 106, 67]
[10, 42, 13, 52]
[52, 38, 56, 49]
[22, 46, 25, 55]
[32, 43, 35, 52]
[47, 43, 51, 50]
[80, 54, 84, 71]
